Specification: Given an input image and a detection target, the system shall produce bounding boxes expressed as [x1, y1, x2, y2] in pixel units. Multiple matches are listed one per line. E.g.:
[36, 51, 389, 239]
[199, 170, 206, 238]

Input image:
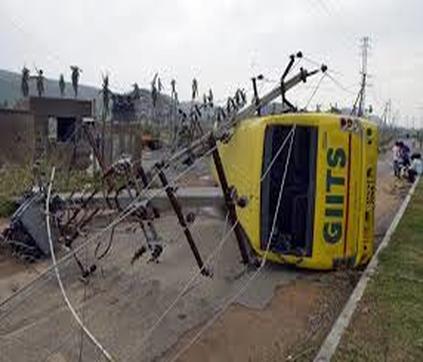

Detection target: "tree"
[151, 73, 158, 108]
[35, 69, 45, 97]
[59, 74, 66, 97]
[208, 88, 214, 107]
[132, 83, 140, 99]
[101, 74, 111, 118]
[171, 79, 177, 100]
[192, 78, 198, 101]
[157, 77, 163, 93]
[21, 66, 30, 97]
[70, 66, 82, 98]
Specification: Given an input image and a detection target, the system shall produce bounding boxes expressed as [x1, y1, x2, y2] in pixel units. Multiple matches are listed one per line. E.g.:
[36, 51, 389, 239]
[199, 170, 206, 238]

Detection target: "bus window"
[260, 125, 318, 257]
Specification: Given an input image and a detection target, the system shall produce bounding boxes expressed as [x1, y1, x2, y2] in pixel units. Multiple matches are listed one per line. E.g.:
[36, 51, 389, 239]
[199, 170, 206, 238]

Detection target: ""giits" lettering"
[323, 147, 346, 244]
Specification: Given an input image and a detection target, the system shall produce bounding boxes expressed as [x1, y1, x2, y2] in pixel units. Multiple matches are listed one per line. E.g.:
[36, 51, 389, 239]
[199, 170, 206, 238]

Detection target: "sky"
[0, 0, 422, 127]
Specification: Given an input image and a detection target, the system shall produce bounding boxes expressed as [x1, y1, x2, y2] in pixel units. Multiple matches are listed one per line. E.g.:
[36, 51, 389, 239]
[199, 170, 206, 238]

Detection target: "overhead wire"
[325, 73, 356, 95]
[126, 221, 240, 358]
[302, 55, 359, 110]
[305, 73, 327, 109]
[0, 136, 221, 313]
[211, 210, 230, 269]
[305, 0, 367, 110]
[46, 187, 232, 360]
[309, 0, 358, 52]
[5, 73, 242, 302]
[1, 55, 307, 311]
[169, 125, 297, 362]
[0, 61, 311, 360]
[302, 55, 356, 93]
[310, 0, 386, 116]
[45, 167, 114, 361]
[129, 125, 297, 357]
[0, 144, 223, 358]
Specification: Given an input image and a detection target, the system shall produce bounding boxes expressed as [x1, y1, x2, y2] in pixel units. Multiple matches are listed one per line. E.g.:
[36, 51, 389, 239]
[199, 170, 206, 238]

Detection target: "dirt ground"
[0, 219, 47, 302]
[0, 153, 411, 362]
[167, 153, 410, 362]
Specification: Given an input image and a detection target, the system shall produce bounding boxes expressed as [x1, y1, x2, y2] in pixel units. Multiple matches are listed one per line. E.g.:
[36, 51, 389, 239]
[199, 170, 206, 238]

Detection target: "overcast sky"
[1, 0, 422, 126]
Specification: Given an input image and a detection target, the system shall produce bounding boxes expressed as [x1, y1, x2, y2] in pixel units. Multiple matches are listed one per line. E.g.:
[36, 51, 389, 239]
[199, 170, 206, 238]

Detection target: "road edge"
[313, 176, 421, 362]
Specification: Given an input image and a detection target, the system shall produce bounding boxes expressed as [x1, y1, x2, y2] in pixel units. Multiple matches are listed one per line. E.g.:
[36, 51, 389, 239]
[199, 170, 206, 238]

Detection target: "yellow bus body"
[217, 113, 378, 270]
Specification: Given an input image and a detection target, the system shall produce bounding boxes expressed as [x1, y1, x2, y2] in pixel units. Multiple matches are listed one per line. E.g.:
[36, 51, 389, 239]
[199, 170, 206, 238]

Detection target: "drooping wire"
[305, 73, 327, 109]
[0, 58, 315, 330]
[126, 125, 297, 357]
[169, 126, 297, 362]
[326, 74, 356, 96]
[45, 167, 114, 361]
[260, 127, 295, 181]
[307, 0, 358, 52]
[78, 245, 89, 362]
[42, 196, 213, 359]
[125, 221, 240, 359]
[0, 140, 220, 313]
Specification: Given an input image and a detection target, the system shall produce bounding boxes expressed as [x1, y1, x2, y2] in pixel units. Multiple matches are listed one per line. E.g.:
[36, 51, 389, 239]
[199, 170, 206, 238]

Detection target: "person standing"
[403, 134, 413, 155]
[410, 153, 423, 176]
[399, 141, 411, 166]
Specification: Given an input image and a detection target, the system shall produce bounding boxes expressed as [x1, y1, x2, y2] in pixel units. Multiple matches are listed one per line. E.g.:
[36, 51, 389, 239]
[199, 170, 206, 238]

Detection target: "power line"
[0, 139, 219, 313]
[169, 126, 297, 362]
[45, 168, 114, 361]
[325, 73, 356, 95]
[124, 126, 297, 359]
[308, 0, 358, 52]
[305, 73, 327, 109]
[0, 65, 256, 310]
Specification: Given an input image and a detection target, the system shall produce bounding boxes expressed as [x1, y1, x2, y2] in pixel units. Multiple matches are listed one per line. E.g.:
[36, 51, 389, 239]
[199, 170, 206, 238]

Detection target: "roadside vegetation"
[0, 162, 100, 217]
[334, 179, 423, 361]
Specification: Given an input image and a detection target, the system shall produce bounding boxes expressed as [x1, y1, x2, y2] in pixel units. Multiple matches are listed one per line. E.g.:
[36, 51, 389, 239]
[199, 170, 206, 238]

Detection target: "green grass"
[0, 197, 17, 218]
[335, 180, 423, 361]
[0, 163, 101, 218]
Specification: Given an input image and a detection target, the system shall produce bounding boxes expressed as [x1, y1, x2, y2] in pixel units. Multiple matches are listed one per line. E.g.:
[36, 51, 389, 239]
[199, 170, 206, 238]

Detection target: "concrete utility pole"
[357, 36, 370, 116]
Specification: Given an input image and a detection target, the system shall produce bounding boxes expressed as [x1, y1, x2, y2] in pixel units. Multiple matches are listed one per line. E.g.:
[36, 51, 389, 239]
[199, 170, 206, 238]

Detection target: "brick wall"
[0, 108, 35, 166]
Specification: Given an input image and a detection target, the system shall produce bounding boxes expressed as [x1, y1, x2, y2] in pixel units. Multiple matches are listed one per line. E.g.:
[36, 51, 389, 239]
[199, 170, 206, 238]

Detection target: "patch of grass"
[0, 196, 17, 217]
[335, 180, 423, 361]
[0, 162, 101, 218]
[0, 165, 33, 198]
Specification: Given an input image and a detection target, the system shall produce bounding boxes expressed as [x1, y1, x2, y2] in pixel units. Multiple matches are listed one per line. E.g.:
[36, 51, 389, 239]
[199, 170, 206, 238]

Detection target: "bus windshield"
[261, 125, 318, 257]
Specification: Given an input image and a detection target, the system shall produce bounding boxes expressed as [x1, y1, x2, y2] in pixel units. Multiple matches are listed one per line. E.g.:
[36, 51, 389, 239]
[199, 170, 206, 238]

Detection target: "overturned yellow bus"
[217, 113, 378, 270]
